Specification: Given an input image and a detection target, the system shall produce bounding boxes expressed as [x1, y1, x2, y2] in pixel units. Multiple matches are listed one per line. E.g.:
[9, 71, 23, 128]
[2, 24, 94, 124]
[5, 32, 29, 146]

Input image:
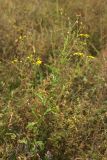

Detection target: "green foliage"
[0, 0, 107, 159]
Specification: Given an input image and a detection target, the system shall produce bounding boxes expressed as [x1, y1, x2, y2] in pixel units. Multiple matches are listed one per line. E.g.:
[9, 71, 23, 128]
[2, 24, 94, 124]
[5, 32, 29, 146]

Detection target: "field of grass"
[0, 0, 107, 159]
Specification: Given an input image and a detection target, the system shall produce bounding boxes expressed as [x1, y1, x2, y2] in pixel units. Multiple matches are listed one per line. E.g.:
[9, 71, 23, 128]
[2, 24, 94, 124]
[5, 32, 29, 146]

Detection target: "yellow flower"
[36, 58, 42, 65]
[27, 56, 30, 59]
[73, 52, 84, 57]
[19, 36, 23, 40]
[27, 54, 33, 60]
[79, 33, 90, 38]
[87, 55, 95, 59]
[11, 59, 18, 64]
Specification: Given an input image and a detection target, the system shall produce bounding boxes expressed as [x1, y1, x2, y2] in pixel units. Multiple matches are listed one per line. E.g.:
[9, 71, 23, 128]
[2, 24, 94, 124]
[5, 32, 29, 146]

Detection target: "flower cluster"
[87, 55, 95, 59]
[79, 33, 90, 38]
[11, 59, 18, 64]
[73, 52, 84, 57]
[72, 52, 95, 60]
[11, 55, 42, 66]
[36, 58, 42, 65]
[15, 35, 27, 43]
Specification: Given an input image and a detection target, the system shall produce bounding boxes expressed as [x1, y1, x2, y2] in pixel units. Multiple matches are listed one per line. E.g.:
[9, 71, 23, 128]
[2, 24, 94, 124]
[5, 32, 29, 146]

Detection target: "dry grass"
[0, 0, 107, 159]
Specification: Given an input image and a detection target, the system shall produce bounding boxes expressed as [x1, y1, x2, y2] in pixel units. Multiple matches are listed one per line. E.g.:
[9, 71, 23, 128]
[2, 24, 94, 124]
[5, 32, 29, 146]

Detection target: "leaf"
[5, 133, 17, 140]
[35, 93, 47, 105]
[44, 108, 52, 115]
[18, 138, 27, 144]
[44, 107, 55, 115]
[26, 122, 37, 130]
[36, 141, 44, 151]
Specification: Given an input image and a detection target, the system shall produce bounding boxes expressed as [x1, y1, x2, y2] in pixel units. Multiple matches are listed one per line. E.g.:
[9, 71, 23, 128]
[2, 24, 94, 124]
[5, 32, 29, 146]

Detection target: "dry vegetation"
[0, 0, 107, 159]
